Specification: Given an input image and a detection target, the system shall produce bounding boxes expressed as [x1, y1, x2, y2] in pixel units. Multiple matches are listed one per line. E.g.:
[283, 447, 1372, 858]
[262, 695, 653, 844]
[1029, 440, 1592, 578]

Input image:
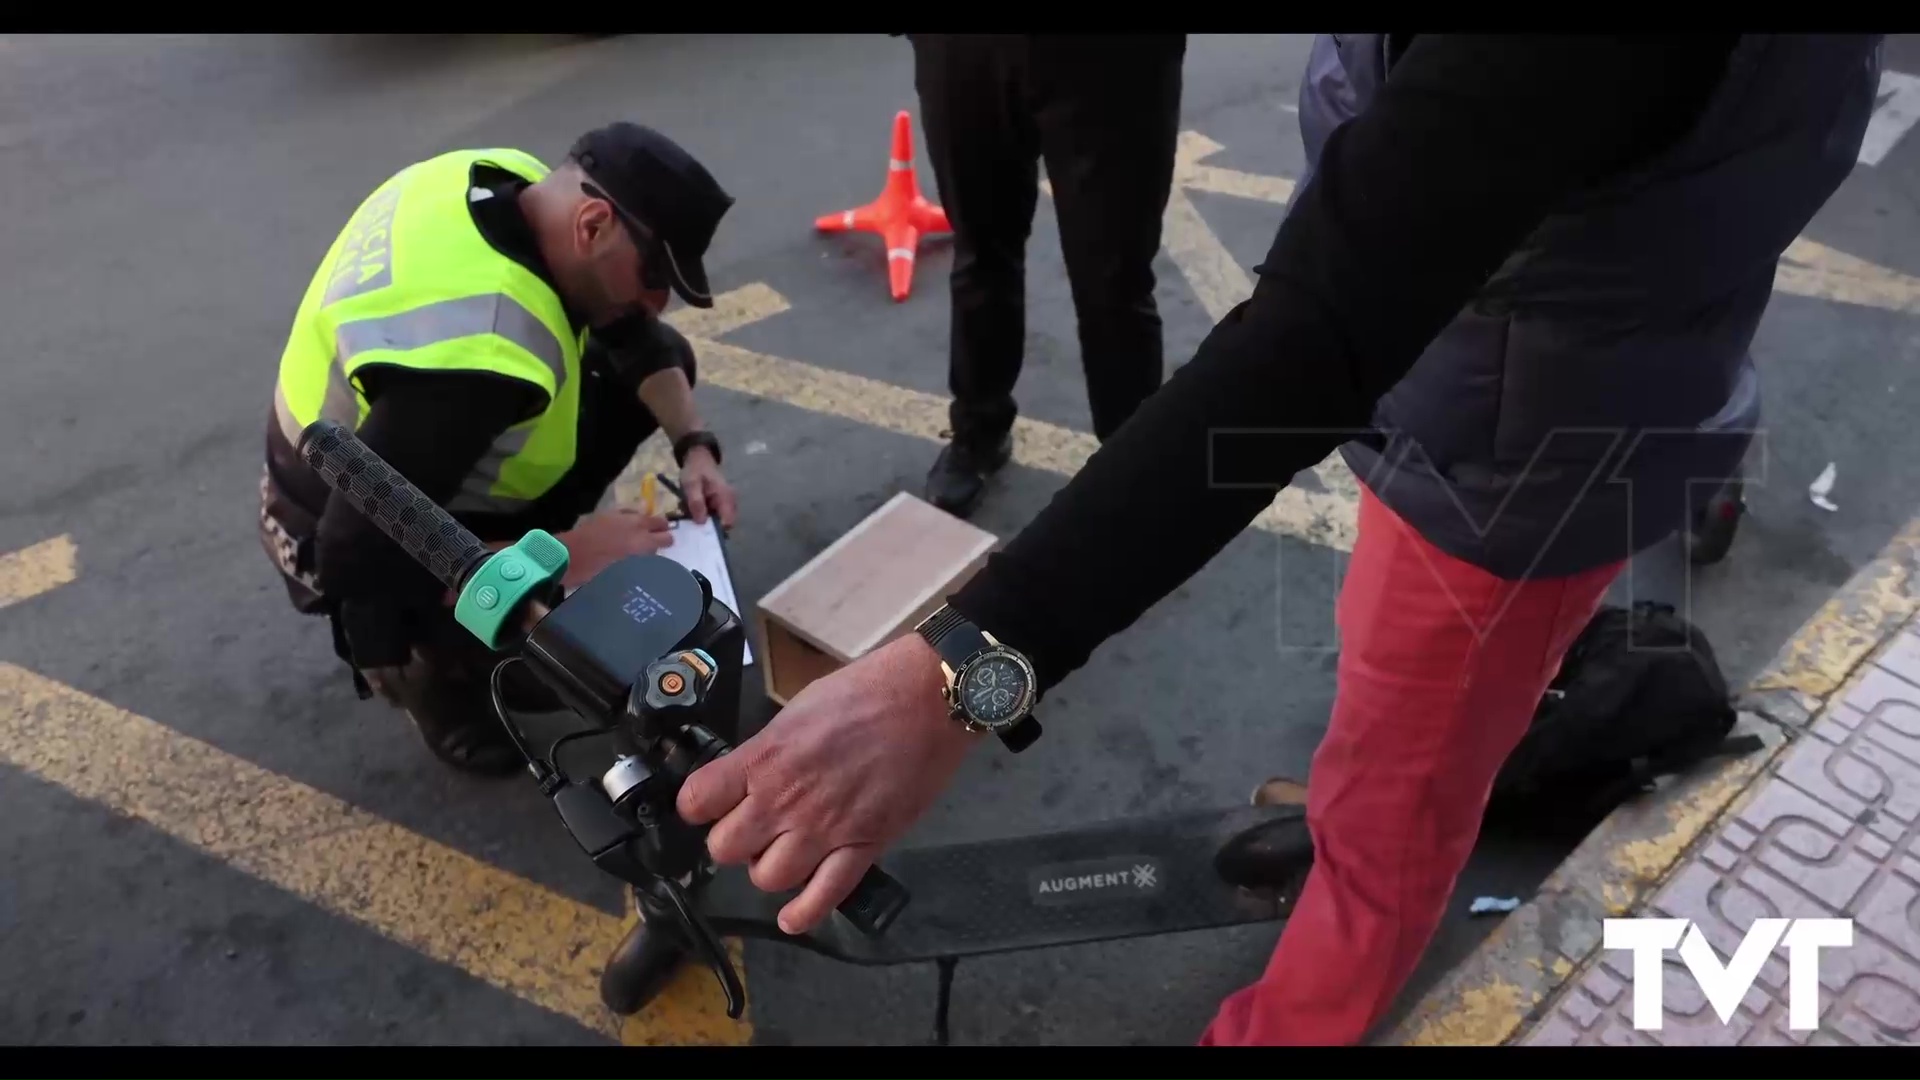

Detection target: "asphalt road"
[3, 33, 1919, 1047]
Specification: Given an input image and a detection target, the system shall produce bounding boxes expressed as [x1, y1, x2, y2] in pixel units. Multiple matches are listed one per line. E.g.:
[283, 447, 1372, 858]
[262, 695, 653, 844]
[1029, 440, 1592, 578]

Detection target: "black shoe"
[402, 702, 526, 778]
[1213, 777, 1314, 896]
[925, 431, 1013, 518]
[369, 664, 526, 779]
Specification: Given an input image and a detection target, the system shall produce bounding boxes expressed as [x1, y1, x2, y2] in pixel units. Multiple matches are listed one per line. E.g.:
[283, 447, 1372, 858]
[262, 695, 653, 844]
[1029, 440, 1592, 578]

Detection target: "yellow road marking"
[611, 430, 679, 513]
[1752, 512, 1920, 698]
[1160, 130, 1292, 324]
[1039, 130, 1293, 324]
[1178, 130, 1299, 205]
[1398, 978, 1530, 1047]
[1777, 236, 1920, 316]
[0, 534, 78, 611]
[0, 662, 751, 1046]
[667, 285, 1361, 552]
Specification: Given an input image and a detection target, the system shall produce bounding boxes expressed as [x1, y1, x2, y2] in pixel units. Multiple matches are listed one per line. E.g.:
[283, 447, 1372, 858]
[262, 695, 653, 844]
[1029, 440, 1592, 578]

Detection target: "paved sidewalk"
[1526, 624, 1920, 1045]
[1386, 516, 1920, 1047]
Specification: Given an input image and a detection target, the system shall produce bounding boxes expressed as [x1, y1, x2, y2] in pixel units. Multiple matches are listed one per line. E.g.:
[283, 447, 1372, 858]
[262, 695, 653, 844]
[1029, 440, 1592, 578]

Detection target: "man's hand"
[679, 446, 738, 529]
[677, 633, 981, 934]
[558, 508, 673, 588]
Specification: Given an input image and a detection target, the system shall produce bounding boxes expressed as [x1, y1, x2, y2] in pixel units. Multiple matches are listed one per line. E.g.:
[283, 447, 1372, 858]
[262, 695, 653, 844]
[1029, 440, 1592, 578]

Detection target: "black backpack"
[1484, 601, 1766, 837]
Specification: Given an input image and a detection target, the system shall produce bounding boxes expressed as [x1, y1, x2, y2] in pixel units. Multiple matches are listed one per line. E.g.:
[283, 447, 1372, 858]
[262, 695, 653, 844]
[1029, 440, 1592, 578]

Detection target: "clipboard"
[656, 511, 754, 667]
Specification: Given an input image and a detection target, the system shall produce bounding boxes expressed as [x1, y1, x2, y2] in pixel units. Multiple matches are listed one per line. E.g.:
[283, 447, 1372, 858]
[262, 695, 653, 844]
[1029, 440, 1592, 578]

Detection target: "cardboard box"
[755, 492, 999, 706]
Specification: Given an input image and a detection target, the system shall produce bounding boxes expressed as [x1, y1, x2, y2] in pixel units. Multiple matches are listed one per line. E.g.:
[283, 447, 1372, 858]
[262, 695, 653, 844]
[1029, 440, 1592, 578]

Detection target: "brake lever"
[655, 875, 746, 1019]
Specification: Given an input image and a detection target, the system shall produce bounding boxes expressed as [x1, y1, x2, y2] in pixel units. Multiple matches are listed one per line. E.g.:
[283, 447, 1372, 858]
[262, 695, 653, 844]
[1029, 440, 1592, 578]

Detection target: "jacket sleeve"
[314, 367, 543, 669]
[588, 311, 697, 395]
[946, 35, 1734, 694]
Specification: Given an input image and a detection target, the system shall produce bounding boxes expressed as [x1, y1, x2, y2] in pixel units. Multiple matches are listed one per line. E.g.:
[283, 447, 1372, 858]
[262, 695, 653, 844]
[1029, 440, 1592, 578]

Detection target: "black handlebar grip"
[295, 419, 490, 594]
[838, 864, 911, 936]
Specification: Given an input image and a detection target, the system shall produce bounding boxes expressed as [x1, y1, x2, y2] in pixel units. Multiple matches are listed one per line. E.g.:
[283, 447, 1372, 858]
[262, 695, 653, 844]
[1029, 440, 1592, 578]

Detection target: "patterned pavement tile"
[1876, 629, 1920, 690]
[1522, 636, 1920, 1046]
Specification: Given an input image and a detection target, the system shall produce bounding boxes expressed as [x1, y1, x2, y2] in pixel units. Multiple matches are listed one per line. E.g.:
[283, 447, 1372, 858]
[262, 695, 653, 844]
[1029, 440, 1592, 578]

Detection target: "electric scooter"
[295, 419, 1313, 1044]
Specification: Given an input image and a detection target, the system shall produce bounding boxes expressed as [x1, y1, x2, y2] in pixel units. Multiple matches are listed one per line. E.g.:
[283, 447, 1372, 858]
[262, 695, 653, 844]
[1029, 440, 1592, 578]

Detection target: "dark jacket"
[1294, 34, 1882, 578]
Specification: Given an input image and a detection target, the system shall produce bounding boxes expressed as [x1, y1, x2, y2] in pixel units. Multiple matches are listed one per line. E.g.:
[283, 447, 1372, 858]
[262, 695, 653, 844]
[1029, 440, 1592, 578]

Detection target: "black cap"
[567, 122, 734, 309]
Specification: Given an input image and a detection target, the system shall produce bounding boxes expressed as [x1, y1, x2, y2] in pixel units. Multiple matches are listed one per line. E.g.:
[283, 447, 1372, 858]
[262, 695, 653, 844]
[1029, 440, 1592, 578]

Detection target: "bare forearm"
[636, 366, 704, 444]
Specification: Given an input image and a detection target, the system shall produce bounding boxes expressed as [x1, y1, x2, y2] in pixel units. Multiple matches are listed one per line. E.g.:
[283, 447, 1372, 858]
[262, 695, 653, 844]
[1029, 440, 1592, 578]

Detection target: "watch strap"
[916, 603, 988, 669]
[1000, 715, 1042, 752]
[915, 604, 1042, 754]
[673, 430, 722, 468]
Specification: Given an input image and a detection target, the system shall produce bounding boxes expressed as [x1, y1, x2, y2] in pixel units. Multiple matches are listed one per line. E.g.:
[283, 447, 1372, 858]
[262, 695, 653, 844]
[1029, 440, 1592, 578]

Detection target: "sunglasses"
[580, 178, 673, 296]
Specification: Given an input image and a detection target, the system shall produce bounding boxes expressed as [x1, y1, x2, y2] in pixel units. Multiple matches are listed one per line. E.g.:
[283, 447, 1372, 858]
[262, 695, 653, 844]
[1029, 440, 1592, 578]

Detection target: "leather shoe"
[925, 431, 1013, 518]
[1214, 776, 1314, 893]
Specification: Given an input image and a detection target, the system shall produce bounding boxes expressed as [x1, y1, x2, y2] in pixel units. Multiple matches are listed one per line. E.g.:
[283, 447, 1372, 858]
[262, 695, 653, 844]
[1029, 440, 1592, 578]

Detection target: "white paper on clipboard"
[658, 517, 753, 666]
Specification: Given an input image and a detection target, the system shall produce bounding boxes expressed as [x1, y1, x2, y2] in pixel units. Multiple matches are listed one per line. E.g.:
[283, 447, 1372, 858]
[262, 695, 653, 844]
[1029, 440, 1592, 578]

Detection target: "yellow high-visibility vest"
[272, 147, 585, 516]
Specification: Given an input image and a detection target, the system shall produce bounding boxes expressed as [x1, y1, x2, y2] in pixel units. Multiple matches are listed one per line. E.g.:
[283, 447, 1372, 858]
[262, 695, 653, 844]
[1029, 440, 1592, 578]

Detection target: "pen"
[641, 472, 658, 517]
[656, 475, 692, 523]
[655, 473, 725, 536]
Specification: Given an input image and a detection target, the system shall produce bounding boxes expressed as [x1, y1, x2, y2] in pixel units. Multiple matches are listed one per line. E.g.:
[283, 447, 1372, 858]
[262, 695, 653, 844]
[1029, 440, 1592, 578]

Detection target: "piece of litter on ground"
[1809, 461, 1840, 512]
[1469, 895, 1522, 916]
[744, 440, 769, 456]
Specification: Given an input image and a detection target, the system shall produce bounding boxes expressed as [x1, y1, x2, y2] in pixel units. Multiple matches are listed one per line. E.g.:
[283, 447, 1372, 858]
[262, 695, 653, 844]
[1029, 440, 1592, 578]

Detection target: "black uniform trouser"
[909, 34, 1185, 445]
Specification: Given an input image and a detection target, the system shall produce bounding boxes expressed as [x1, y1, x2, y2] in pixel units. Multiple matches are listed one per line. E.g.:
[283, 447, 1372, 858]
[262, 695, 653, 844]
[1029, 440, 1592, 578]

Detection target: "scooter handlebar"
[841, 864, 912, 936]
[298, 418, 913, 938]
[296, 419, 491, 594]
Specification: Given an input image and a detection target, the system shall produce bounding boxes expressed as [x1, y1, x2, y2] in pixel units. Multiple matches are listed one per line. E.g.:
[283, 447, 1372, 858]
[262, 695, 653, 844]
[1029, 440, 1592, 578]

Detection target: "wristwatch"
[673, 430, 722, 468]
[913, 603, 1043, 753]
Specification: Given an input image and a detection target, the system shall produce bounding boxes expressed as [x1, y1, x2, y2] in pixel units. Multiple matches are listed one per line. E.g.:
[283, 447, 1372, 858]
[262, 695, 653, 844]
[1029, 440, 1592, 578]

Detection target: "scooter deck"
[699, 803, 1308, 965]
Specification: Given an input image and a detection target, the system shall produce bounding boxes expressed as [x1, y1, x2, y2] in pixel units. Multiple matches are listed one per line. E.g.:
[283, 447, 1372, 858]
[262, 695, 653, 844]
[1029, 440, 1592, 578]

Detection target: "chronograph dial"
[913, 604, 1042, 752]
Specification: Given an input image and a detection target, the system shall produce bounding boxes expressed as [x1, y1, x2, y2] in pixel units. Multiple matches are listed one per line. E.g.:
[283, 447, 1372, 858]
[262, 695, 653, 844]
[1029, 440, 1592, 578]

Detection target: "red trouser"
[1199, 487, 1624, 1046]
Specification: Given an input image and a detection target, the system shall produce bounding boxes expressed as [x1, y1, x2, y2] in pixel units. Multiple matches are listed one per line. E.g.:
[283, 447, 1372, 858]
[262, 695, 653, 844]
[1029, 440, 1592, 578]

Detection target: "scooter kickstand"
[931, 955, 958, 1046]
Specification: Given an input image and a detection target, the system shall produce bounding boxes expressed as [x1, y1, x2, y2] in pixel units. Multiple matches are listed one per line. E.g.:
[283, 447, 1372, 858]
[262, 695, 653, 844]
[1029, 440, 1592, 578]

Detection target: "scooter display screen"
[522, 554, 708, 723]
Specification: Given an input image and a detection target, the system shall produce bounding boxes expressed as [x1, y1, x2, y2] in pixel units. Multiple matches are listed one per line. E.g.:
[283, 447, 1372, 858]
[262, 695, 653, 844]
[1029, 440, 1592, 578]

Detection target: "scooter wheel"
[1685, 485, 1746, 566]
[600, 913, 691, 1016]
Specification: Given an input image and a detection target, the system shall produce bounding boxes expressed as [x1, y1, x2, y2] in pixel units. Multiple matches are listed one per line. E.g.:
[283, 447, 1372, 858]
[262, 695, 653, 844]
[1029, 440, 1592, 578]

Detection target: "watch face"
[957, 650, 1033, 728]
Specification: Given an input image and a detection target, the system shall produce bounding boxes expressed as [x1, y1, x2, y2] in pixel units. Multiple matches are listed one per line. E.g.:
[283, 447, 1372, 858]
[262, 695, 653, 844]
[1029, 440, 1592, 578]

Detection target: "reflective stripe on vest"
[273, 149, 585, 516]
[272, 298, 577, 516]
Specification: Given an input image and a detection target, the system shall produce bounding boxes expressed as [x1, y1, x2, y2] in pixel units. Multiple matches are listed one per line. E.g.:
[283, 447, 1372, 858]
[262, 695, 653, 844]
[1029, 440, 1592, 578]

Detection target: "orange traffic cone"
[815, 110, 952, 302]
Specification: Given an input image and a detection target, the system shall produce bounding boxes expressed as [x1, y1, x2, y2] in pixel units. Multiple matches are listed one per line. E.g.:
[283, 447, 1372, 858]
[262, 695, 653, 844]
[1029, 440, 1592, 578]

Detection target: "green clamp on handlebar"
[453, 529, 570, 649]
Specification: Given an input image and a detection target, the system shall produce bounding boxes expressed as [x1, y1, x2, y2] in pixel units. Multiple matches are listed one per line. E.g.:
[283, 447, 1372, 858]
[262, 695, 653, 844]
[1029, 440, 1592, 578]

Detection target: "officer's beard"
[590, 302, 661, 351]
[565, 253, 640, 330]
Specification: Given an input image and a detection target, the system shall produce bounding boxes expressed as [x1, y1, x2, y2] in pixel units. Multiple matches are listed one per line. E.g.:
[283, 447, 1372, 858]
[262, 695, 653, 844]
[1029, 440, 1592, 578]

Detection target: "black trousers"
[910, 34, 1185, 444]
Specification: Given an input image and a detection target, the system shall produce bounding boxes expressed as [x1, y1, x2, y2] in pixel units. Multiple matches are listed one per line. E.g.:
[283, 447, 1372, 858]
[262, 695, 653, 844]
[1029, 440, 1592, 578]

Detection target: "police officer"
[259, 122, 740, 776]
